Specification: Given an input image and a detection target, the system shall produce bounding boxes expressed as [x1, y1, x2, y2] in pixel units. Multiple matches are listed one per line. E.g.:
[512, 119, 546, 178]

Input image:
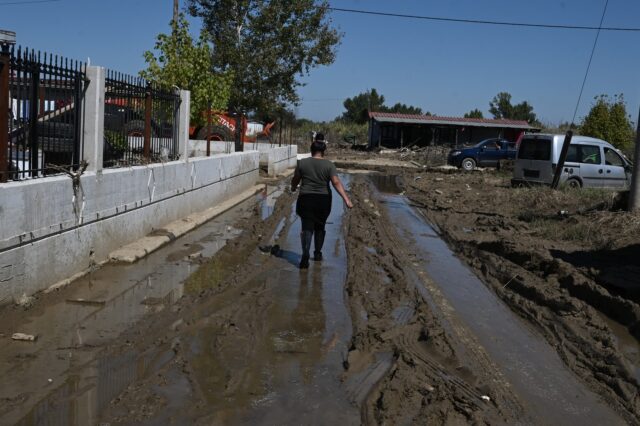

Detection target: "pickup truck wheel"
[566, 178, 582, 189]
[461, 158, 476, 171]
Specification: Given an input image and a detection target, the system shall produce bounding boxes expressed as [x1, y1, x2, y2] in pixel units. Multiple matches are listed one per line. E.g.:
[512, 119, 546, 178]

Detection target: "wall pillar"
[82, 66, 105, 173]
[178, 89, 190, 161]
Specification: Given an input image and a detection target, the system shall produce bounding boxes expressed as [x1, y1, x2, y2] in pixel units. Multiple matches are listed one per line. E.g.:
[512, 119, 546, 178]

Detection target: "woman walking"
[291, 134, 353, 269]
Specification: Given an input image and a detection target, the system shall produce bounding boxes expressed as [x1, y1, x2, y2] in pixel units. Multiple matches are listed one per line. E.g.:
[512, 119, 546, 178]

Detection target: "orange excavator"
[189, 110, 274, 143]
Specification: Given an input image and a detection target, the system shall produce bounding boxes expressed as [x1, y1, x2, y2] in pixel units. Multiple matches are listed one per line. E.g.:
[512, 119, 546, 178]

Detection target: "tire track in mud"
[342, 176, 524, 425]
[403, 173, 640, 424]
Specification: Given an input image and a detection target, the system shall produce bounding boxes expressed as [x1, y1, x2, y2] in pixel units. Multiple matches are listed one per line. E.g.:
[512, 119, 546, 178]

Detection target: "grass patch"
[515, 185, 618, 214]
[514, 186, 631, 248]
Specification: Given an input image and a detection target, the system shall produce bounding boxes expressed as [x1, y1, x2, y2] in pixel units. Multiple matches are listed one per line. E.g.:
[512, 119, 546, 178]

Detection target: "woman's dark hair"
[311, 141, 327, 155]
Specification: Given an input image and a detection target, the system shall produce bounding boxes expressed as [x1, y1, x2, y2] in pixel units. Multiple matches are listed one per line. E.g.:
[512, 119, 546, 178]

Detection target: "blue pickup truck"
[447, 138, 517, 171]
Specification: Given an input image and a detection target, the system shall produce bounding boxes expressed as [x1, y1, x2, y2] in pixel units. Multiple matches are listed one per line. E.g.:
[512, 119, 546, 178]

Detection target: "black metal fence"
[272, 114, 295, 147]
[1, 44, 85, 182]
[103, 70, 180, 168]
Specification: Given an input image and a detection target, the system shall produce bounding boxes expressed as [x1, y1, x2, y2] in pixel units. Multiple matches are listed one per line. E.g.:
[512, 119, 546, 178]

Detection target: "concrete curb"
[108, 184, 265, 263]
[44, 260, 109, 294]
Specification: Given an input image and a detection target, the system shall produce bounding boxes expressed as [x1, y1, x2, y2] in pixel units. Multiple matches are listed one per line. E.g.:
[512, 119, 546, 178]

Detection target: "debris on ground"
[15, 294, 34, 309]
[66, 298, 106, 306]
[11, 333, 37, 342]
[258, 244, 281, 256]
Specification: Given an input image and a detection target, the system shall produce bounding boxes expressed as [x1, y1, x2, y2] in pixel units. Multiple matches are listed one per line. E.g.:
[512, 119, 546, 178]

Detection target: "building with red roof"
[368, 111, 539, 149]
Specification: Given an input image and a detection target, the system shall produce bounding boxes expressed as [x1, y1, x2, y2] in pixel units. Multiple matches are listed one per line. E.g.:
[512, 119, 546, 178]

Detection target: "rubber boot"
[300, 230, 313, 269]
[313, 230, 326, 261]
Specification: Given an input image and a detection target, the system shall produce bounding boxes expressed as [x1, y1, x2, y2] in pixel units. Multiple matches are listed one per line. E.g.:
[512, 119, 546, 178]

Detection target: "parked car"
[511, 133, 632, 189]
[447, 138, 517, 171]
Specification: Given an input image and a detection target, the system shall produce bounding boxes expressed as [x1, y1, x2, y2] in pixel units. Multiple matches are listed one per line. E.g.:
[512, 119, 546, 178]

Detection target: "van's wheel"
[197, 125, 233, 142]
[461, 158, 476, 171]
[566, 178, 582, 189]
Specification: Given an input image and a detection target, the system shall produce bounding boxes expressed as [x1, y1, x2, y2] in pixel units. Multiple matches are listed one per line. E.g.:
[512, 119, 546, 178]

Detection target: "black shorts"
[296, 193, 332, 225]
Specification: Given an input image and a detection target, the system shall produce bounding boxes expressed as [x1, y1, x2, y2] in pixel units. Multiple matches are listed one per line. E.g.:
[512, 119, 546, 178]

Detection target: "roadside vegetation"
[514, 185, 630, 248]
[542, 94, 636, 157]
[141, 14, 233, 124]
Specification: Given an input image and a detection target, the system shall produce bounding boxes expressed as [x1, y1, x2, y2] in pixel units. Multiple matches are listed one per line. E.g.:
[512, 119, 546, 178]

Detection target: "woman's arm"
[291, 168, 301, 192]
[330, 175, 353, 209]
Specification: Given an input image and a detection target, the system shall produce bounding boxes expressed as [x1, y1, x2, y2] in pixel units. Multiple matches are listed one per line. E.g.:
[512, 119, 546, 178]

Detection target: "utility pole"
[628, 107, 640, 211]
[551, 130, 573, 189]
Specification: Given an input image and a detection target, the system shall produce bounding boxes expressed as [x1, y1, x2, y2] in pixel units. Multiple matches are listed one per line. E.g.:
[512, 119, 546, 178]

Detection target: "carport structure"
[368, 111, 539, 149]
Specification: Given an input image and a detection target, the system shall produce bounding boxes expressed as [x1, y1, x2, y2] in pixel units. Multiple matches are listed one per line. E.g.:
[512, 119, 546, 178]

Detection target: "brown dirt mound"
[402, 170, 640, 423]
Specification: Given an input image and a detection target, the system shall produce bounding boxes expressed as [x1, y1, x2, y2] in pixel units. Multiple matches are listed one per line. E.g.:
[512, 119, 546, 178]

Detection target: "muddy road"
[0, 167, 638, 425]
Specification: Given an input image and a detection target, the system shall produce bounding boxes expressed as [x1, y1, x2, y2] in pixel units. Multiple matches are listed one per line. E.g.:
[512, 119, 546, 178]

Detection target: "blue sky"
[3, 0, 639, 126]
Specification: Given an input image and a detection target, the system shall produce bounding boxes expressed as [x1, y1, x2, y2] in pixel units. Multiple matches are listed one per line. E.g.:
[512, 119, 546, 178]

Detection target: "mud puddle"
[1, 184, 284, 425]
[601, 314, 640, 384]
[373, 178, 625, 424]
[167, 175, 359, 424]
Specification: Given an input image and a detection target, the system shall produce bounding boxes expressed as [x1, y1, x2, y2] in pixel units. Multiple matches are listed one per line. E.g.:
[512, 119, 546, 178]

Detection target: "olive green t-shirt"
[296, 158, 337, 195]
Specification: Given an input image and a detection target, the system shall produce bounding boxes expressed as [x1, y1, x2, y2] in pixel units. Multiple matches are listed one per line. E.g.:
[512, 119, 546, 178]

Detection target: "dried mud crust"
[401, 170, 640, 423]
[342, 177, 525, 425]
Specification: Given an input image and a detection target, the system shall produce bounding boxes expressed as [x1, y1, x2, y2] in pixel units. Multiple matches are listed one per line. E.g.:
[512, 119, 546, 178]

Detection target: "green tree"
[187, 0, 341, 114]
[341, 89, 386, 124]
[489, 92, 540, 125]
[580, 94, 634, 151]
[464, 108, 484, 119]
[489, 92, 513, 119]
[140, 14, 233, 125]
[340, 89, 425, 123]
[386, 103, 423, 115]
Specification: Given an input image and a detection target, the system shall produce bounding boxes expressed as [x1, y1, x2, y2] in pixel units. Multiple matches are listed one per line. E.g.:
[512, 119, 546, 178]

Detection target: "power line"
[0, 0, 61, 5]
[571, 0, 609, 124]
[326, 6, 640, 32]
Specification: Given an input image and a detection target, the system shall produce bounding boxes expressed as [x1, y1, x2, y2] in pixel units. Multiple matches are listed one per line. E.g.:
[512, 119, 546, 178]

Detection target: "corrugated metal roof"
[369, 111, 538, 130]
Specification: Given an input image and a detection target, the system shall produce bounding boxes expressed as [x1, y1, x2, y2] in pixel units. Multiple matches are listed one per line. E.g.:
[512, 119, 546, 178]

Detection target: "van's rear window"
[518, 138, 551, 161]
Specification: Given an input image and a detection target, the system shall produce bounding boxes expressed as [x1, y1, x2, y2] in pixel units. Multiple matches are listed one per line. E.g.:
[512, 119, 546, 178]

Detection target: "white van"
[512, 134, 632, 189]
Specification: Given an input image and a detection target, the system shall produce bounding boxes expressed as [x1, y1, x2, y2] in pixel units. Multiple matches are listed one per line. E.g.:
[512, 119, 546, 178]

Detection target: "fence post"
[82, 66, 105, 173]
[0, 45, 9, 183]
[235, 112, 243, 152]
[143, 84, 152, 159]
[29, 56, 40, 177]
[177, 89, 190, 162]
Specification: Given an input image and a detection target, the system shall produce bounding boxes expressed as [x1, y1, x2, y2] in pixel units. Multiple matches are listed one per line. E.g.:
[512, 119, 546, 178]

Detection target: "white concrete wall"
[0, 152, 259, 302]
[188, 140, 235, 157]
[244, 142, 274, 152]
[244, 143, 297, 177]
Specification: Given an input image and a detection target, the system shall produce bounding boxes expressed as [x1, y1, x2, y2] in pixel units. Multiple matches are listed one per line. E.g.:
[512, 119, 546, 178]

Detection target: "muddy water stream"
[2, 186, 281, 425]
[180, 175, 358, 424]
[371, 174, 625, 425]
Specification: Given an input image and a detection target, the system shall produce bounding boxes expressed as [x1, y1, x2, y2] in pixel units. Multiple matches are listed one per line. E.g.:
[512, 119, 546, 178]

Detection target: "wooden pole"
[551, 130, 573, 189]
[628, 107, 640, 211]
